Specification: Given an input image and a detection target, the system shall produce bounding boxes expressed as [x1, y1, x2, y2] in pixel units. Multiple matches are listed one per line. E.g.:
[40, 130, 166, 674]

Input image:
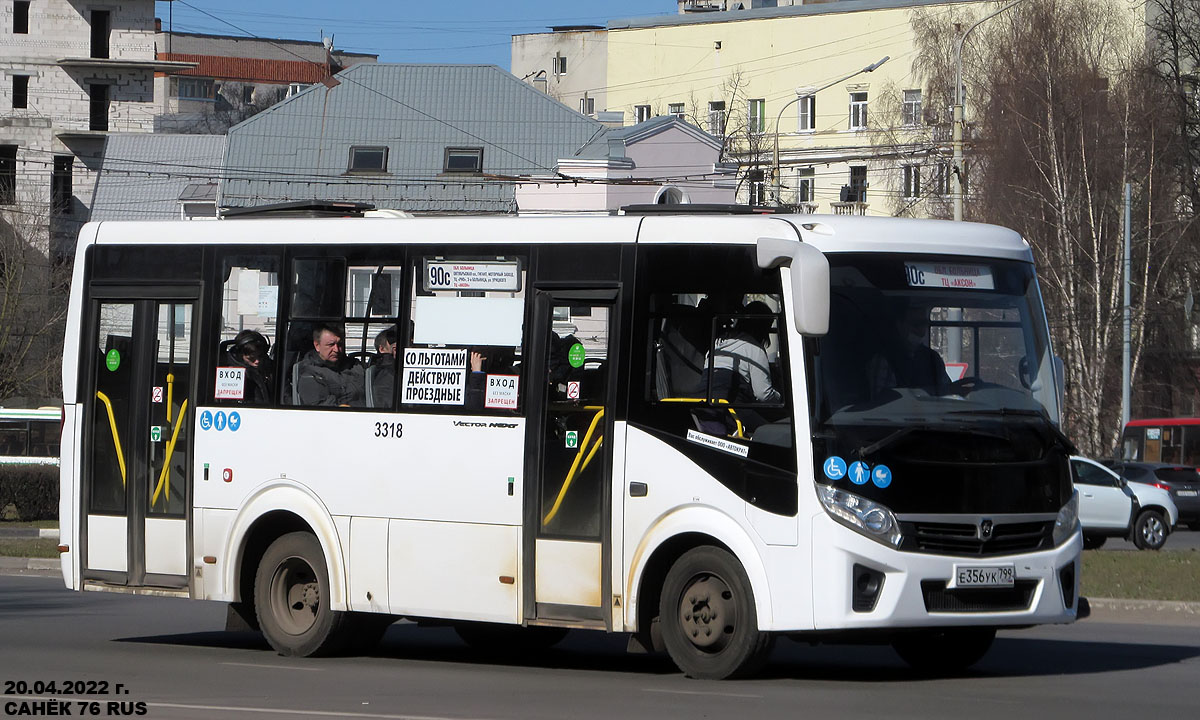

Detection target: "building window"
[746, 168, 766, 205]
[242, 86, 253, 104]
[579, 96, 595, 115]
[849, 165, 867, 202]
[52, 155, 73, 214]
[796, 167, 814, 202]
[13, 1, 29, 33]
[89, 84, 109, 131]
[287, 83, 306, 97]
[12, 75, 28, 109]
[552, 54, 567, 76]
[91, 10, 110, 59]
[748, 98, 765, 134]
[902, 165, 921, 198]
[903, 89, 922, 126]
[169, 77, 216, 100]
[667, 102, 685, 119]
[849, 91, 868, 130]
[934, 162, 951, 195]
[635, 104, 651, 123]
[0, 145, 16, 205]
[707, 101, 726, 136]
[444, 147, 483, 174]
[798, 94, 815, 132]
[348, 146, 388, 173]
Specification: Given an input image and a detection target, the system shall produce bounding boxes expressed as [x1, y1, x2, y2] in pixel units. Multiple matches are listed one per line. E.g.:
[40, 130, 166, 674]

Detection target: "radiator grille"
[902, 520, 1053, 557]
[921, 579, 1038, 613]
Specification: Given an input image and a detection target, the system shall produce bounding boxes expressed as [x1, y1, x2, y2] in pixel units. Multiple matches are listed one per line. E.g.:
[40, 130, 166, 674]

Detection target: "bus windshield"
[809, 253, 1067, 514]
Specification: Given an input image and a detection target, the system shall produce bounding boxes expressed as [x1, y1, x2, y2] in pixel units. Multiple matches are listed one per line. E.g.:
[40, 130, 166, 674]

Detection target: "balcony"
[830, 201, 869, 215]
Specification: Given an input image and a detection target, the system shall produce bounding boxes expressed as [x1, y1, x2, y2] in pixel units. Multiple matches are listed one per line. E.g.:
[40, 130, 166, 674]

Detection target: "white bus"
[58, 212, 1082, 679]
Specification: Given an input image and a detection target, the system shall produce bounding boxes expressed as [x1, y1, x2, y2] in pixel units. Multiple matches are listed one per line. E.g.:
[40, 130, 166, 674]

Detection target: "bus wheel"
[659, 547, 774, 679]
[891, 628, 995, 675]
[1132, 510, 1168, 550]
[255, 532, 347, 657]
[454, 622, 568, 655]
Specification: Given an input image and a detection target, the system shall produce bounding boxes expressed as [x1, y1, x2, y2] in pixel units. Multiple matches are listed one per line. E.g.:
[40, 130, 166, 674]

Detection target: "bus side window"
[402, 255, 526, 413]
[215, 255, 281, 406]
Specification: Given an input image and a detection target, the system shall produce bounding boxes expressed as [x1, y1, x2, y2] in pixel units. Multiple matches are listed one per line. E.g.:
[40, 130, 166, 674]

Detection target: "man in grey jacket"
[296, 323, 365, 407]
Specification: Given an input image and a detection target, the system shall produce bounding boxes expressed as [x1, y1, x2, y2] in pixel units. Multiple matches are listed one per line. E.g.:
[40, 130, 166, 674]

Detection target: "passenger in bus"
[465, 346, 517, 409]
[295, 323, 365, 407]
[372, 326, 398, 407]
[868, 303, 951, 398]
[705, 301, 781, 405]
[225, 330, 274, 404]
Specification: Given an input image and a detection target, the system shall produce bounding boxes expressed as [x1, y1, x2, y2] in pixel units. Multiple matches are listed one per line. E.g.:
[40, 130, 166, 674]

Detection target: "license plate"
[1178, 490, 1198, 497]
[951, 565, 1015, 589]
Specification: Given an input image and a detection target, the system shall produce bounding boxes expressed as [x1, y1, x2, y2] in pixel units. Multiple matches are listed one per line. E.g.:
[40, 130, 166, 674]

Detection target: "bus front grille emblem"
[978, 519, 994, 541]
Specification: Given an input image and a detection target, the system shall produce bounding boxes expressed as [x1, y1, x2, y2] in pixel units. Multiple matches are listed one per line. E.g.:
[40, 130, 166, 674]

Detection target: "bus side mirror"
[757, 237, 829, 336]
[1053, 355, 1065, 424]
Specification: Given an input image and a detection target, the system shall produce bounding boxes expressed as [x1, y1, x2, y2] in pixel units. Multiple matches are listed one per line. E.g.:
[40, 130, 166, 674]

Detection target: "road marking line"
[220, 662, 323, 672]
[643, 688, 762, 698]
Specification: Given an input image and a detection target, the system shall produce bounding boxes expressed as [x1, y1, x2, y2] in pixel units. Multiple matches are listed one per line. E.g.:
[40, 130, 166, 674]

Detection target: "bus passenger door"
[83, 291, 197, 589]
[526, 290, 617, 627]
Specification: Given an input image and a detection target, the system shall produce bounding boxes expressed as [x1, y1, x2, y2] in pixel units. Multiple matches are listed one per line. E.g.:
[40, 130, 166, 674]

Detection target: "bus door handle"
[629, 482, 648, 497]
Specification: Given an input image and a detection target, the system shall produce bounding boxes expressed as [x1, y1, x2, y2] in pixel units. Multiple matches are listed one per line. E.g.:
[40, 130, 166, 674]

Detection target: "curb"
[0, 528, 60, 540]
[0, 556, 59, 572]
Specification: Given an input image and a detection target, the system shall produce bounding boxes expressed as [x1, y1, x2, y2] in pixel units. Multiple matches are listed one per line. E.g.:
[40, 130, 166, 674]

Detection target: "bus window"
[402, 254, 526, 413]
[216, 255, 280, 406]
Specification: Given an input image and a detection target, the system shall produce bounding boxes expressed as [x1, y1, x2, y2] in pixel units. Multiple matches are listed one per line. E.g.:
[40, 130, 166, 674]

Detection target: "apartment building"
[1, 0, 188, 254]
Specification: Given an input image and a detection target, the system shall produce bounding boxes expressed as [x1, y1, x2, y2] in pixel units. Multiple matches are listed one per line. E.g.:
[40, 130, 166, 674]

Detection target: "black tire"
[1082, 534, 1107, 550]
[454, 622, 568, 655]
[891, 628, 995, 675]
[254, 532, 348, 657]
[659, 546, 774, 679]
[1132, 510, 1168, 550]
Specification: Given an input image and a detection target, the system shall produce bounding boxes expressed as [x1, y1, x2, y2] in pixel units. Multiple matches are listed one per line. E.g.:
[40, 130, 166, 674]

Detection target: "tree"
[0, 207, 71, 406]
[911, 0, 1180, 455]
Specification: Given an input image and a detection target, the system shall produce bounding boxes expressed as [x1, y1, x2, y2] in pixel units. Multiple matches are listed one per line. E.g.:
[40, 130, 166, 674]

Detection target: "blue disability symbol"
[199, 410, 213, 431]
[849, 461, 871, 485]
[823, 456, 847, 481]
[872, 464, 892, 488]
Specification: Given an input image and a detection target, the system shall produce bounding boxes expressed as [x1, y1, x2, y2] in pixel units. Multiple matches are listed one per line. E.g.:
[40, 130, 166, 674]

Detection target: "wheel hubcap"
[678, 573, 736, 652]
[1142, 517, 1164, 546]
[271, 556, 320, 636]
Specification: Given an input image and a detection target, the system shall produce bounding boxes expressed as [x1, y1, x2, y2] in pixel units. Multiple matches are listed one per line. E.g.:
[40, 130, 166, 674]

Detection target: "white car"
[1071, 456, 1179, 550]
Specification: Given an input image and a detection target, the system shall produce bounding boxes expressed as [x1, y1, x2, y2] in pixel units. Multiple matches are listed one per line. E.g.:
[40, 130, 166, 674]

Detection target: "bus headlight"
[817, 485, 902, 547]
[1052, 490, 1080, 546]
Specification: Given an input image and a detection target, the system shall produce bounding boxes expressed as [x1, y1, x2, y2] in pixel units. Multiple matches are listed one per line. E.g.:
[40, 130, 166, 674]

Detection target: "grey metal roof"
[221, 64, 606, 214]
[572, 115, 720, 161]
[90, 134, 227, 221]
[609, 0, 974, 29]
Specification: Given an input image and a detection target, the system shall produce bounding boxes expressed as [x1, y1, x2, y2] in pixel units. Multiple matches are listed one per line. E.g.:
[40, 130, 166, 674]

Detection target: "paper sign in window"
[214, 367, 245, 400]
[402, 348, 467, 405]
[485, 374, 519, 409]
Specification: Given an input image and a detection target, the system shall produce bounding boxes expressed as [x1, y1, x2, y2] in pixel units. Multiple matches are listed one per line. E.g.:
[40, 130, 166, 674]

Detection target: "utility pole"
[1122, 183, 1131, 427]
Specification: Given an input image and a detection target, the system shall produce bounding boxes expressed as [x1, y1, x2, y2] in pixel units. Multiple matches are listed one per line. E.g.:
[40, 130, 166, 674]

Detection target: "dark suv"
[1101, 461, 1200, 530]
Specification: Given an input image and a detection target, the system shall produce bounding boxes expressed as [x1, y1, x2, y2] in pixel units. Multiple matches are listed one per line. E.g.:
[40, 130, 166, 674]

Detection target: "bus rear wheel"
[891, 628, 995, 675]
[255, 532, 348, 657]
[659, 547, 774, 679]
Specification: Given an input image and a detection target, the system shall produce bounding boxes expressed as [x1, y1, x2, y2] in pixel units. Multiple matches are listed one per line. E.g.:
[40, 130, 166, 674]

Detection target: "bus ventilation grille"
[903, 520, 1053, 557]
[920, 580, 1038, 613]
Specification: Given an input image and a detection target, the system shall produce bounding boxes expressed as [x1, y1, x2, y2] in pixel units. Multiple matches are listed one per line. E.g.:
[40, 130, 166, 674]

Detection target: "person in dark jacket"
[295, 323, 364, 406]
[371, 326, 398, 408]
[225, 330, 274, 404]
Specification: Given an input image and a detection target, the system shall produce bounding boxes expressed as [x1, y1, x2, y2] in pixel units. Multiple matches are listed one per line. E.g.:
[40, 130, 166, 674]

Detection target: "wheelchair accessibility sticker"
[199, 409, 242, 432]
[823, 456, 847, 480]
[199, 410, 213, 431]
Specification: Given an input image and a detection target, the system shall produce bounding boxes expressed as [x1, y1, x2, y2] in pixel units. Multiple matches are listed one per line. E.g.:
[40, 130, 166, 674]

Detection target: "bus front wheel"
[255, 532, 348, 657]
[891, 628, 995, 675]
[659, 547, 774, 679]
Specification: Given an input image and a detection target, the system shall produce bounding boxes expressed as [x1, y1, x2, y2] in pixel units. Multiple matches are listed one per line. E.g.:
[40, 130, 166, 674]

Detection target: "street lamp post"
[772, 56, 889, 206]
[952, 0, 1030, 221]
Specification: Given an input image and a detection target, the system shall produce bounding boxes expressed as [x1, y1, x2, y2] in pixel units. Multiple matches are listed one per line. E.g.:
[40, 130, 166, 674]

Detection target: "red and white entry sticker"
[904, 262, 994, 290]
[485, 374, 519, 409]
[214, 367, 245, 400]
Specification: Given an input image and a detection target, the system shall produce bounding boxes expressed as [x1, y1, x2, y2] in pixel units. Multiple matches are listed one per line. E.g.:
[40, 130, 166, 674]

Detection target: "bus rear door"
[82, 287, 197, 589]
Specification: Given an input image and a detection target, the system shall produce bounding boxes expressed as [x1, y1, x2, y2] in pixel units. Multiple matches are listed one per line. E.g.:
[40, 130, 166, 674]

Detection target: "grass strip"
[0, 538, 59, 559]
[1082, 549, 1200, 602]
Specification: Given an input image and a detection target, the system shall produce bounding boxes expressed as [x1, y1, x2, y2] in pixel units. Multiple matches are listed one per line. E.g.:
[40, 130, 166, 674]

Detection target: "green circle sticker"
[104, 349, 121, 372]
[567, 343, 586, 368]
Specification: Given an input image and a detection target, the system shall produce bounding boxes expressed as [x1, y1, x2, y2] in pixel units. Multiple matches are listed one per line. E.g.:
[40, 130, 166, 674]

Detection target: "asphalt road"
[1103, 527, 1200, 551]
[0, 574, 1198, 720]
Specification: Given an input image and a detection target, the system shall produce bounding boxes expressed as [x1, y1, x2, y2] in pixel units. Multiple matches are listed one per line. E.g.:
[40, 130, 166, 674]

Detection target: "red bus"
[1120, 418, 1200, 465]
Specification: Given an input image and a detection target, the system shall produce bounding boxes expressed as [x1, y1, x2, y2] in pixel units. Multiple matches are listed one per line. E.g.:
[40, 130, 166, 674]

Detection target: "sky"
[155, 1, 679, 69]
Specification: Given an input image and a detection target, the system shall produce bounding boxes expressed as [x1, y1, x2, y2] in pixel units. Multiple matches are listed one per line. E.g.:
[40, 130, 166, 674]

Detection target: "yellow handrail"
[659, 397, 745, 438]
[152, 399, 188, 508]
[542, 407, 605, 526]
[95, 391, 126, 487]
[166, 372, 175, 423]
